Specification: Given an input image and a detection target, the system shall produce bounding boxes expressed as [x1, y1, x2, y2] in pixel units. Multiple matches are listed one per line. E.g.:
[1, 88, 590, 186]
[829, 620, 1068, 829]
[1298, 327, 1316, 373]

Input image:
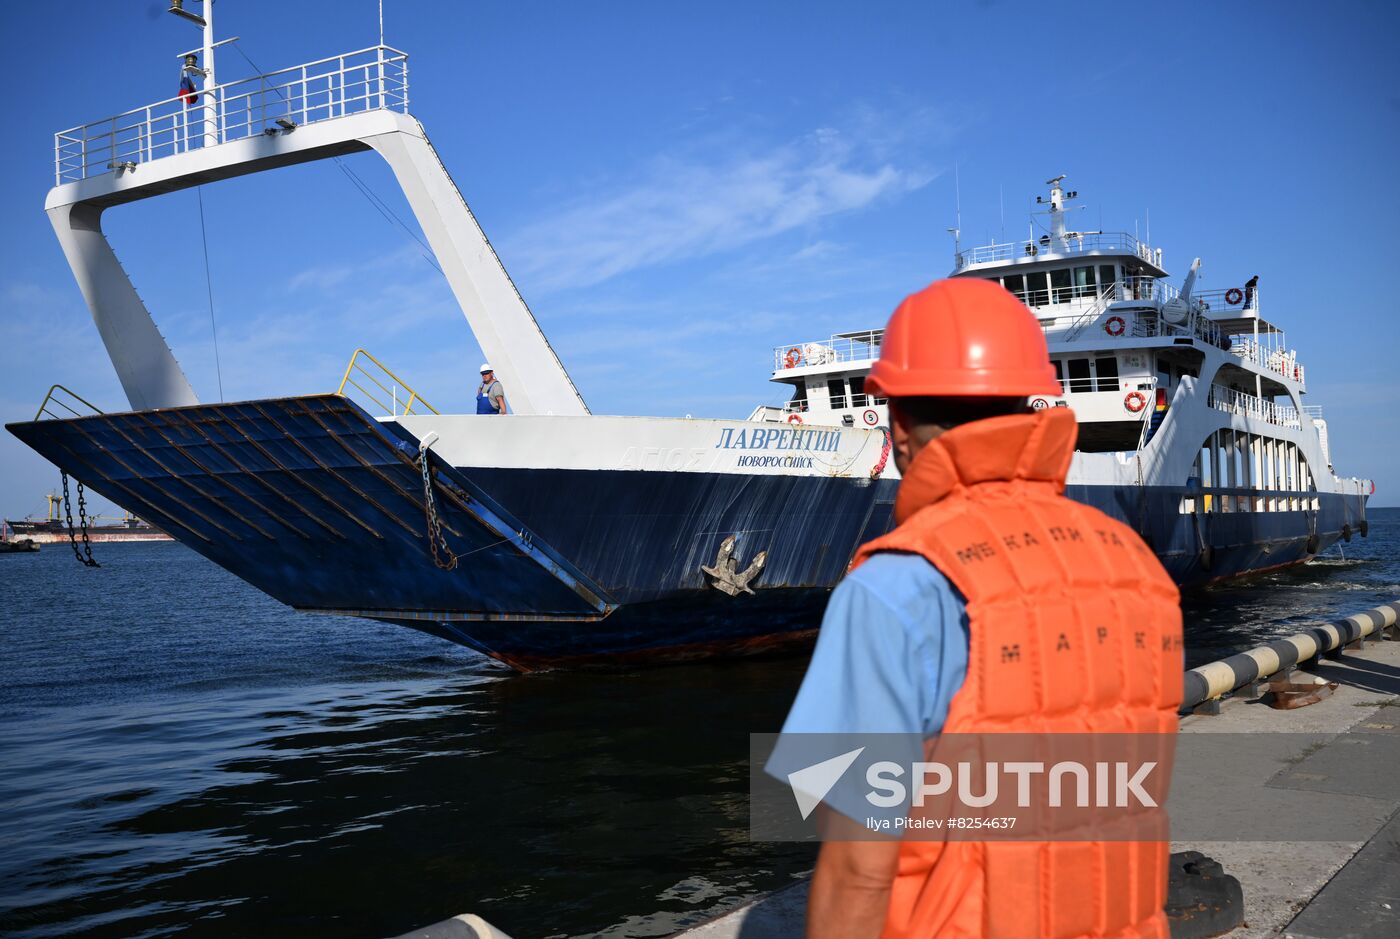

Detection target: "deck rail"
[1207, 384, 1303, 429]
[34, 384, 104, 421]
[955, 231, 1158, 269]
[336, 348, 439, 416]
[1228, 338, 1303, 384]
[773, 330, 884, 372]
[1195, 286, 1261, 316]
[54, 45, 409, 184]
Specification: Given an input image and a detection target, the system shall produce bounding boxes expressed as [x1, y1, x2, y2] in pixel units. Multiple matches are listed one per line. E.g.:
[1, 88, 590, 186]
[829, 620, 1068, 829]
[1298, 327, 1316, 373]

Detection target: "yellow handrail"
[35, 384, 104, 421]
[336, 348, 440, 416]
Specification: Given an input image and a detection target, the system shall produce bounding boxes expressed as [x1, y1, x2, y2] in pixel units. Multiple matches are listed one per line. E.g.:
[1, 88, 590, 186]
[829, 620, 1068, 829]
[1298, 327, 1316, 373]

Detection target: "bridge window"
[1074, 265, 1097, 298]
[1050, 267, 1072, 303]
[827, 378, 848, 410]
[850, 376, 868, 407]
[1001, 273, 1025, 300]
[1025, 271, 1049, 306]
[1094, 356, 1119, 392]
[1066, 358, 1092, 393]
[1098, 264, 1116, 290]
[789, 383, 808, 412]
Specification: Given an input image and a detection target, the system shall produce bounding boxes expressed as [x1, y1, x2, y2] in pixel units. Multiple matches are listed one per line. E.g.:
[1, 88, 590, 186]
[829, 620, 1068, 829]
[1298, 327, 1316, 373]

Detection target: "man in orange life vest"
[767, 279, 1183, 938]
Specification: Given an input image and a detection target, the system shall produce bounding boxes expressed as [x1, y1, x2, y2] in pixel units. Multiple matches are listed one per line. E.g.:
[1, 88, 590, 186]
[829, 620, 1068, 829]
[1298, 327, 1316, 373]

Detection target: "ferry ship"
[756, 176, 1372, 583]
[6, 7, 1370, 668]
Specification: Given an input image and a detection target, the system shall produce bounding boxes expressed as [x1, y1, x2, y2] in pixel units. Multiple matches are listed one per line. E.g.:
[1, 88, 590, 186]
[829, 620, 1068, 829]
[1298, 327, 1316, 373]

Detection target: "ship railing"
[1195, 286, 1261, 316]
[54, 46, 409, 184]
[1180, 485, 1321, 516]
[1019, 276, 1185, 316]
[1227, 338, 1303, 384]
[954, 231, 1155, 269]
[773, 330, 884, 371]
[1302, 405, 1323, 420]
[780, 393, 888, 414]
[336, 348, 439, 417]
[1207, 384, 1303, 428]
[34, 384, 104, 421]
[1060, 283, 1120, 341]
[1042, 305, 1222, 347]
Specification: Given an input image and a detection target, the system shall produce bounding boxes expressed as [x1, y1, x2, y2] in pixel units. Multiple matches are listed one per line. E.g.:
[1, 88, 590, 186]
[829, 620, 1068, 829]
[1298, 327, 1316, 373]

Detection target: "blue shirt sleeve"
[763, 553, 969, 825]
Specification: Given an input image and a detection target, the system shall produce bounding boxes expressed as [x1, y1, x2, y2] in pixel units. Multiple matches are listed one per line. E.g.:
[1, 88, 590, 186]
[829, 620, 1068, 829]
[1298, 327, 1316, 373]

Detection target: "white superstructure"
[48, 10, 585, 418]
[759, 176, 1371, 513]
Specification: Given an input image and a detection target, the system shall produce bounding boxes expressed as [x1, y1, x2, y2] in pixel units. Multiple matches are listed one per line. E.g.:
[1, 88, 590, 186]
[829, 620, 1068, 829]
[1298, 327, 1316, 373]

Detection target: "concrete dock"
[675, 632, 1400, 939]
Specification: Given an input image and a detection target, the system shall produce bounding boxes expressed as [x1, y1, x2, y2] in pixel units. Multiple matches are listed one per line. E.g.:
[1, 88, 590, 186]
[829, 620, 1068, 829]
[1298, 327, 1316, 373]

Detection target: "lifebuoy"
[1104, 315, 1126, 337]
[1124, 391, 1147, 413]
[1225, 287, 1244, 306]
[787, 413, 804, 425]
[783, 346, 802, 369]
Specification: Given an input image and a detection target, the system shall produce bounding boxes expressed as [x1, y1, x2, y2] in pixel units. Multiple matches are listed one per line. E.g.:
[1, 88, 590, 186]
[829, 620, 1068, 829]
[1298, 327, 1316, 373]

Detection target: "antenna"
[954, 162, 962, 237]
[379, 0, 385, 46]
[168, 1, 217, 148]
[999, 183, 1004, 242]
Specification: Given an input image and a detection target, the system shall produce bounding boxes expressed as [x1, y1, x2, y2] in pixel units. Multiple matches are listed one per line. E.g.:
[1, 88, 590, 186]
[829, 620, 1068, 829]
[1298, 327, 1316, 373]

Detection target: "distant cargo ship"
[5, 496, 172, 545]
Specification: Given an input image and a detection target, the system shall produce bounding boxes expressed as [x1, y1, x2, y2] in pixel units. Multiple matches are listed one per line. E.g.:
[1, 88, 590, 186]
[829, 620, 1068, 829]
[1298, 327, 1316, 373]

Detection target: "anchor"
[702, 535, 768, 597]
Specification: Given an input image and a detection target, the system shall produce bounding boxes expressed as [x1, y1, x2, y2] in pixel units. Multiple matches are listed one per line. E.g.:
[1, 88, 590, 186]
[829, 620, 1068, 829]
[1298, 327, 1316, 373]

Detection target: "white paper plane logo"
[786, 747, 865, 820]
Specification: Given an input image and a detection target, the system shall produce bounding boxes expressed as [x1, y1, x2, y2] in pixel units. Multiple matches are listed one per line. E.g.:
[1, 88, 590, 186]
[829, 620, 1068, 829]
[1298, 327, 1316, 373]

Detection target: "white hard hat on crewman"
[480, 363, 492, 373]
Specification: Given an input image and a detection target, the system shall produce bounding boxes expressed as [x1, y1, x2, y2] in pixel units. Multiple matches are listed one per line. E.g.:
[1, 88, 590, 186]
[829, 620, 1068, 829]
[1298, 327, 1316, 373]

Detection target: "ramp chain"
[60, 471, 100, 568]
[419, 450, 460, 571]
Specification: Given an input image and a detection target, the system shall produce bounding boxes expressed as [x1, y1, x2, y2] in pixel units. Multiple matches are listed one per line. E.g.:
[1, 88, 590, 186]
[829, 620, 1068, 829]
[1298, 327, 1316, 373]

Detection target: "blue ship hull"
[7, 395, 1369, 669]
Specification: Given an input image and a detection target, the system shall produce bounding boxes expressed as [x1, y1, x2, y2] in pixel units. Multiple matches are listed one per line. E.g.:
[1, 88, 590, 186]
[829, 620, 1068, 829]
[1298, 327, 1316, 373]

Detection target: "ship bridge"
[47, 13, 587, 418]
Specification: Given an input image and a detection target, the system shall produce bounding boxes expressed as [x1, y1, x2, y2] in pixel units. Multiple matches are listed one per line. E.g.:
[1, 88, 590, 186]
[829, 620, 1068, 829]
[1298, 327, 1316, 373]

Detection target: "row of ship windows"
[983, 264, 1120, 305]
[790, 376, 885, 411]
[1053, 356, 1197, 395]
[1179, 429, 1318, 514]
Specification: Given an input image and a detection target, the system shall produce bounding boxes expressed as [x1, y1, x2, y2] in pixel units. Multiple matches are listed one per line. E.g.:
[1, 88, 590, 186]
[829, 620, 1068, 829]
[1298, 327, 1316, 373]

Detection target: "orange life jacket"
[851, 408, 1182, 939]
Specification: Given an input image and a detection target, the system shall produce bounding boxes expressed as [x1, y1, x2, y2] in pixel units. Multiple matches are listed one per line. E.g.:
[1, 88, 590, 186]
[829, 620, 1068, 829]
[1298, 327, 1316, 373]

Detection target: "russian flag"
[180, 74, 198, 106]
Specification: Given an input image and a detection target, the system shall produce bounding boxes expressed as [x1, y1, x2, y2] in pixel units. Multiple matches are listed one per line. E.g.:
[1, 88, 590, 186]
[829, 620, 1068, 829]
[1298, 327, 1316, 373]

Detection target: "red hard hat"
[865, 278, 1060, 399]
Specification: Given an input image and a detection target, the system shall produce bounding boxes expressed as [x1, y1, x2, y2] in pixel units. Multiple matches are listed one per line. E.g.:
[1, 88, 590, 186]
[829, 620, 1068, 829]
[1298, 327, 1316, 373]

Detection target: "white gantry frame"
[46, 46, 589, 417]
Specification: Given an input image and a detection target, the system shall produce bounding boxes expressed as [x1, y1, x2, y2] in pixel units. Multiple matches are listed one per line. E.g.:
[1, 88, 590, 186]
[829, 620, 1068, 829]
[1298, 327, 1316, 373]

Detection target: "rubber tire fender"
[1359, 519, 1369, 538]
[1341, 523, 1353, 543]
[1305, 533, 1320, 555]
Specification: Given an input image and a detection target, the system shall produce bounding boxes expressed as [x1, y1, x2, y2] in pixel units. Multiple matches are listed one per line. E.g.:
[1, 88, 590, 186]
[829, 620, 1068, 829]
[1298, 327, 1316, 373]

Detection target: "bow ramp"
[6, 395, 613, 626]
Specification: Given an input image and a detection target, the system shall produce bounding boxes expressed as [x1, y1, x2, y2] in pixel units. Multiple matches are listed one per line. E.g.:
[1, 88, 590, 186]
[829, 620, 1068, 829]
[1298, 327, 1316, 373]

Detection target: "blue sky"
[1, 0, 1397, 520]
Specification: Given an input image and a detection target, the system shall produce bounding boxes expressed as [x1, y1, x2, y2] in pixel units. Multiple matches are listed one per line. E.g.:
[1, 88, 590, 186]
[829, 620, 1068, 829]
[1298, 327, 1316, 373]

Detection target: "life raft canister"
[1225, 287, 1244, 306]
[1125, 391, 1148, 413]
[1104, 315, 1126, 336]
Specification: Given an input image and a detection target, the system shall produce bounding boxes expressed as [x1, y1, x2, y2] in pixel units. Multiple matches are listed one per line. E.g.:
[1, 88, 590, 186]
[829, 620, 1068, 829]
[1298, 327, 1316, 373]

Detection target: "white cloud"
[505, 117, 939, 292]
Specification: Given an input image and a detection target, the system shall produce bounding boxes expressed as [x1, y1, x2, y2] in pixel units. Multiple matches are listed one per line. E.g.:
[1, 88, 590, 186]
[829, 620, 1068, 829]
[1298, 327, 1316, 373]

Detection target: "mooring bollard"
[1181, 600, 1400, 713]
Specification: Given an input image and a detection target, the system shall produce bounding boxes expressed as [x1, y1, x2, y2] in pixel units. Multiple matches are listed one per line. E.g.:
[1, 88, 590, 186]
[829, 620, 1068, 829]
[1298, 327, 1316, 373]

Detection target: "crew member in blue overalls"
[476, 364, 508, 415]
